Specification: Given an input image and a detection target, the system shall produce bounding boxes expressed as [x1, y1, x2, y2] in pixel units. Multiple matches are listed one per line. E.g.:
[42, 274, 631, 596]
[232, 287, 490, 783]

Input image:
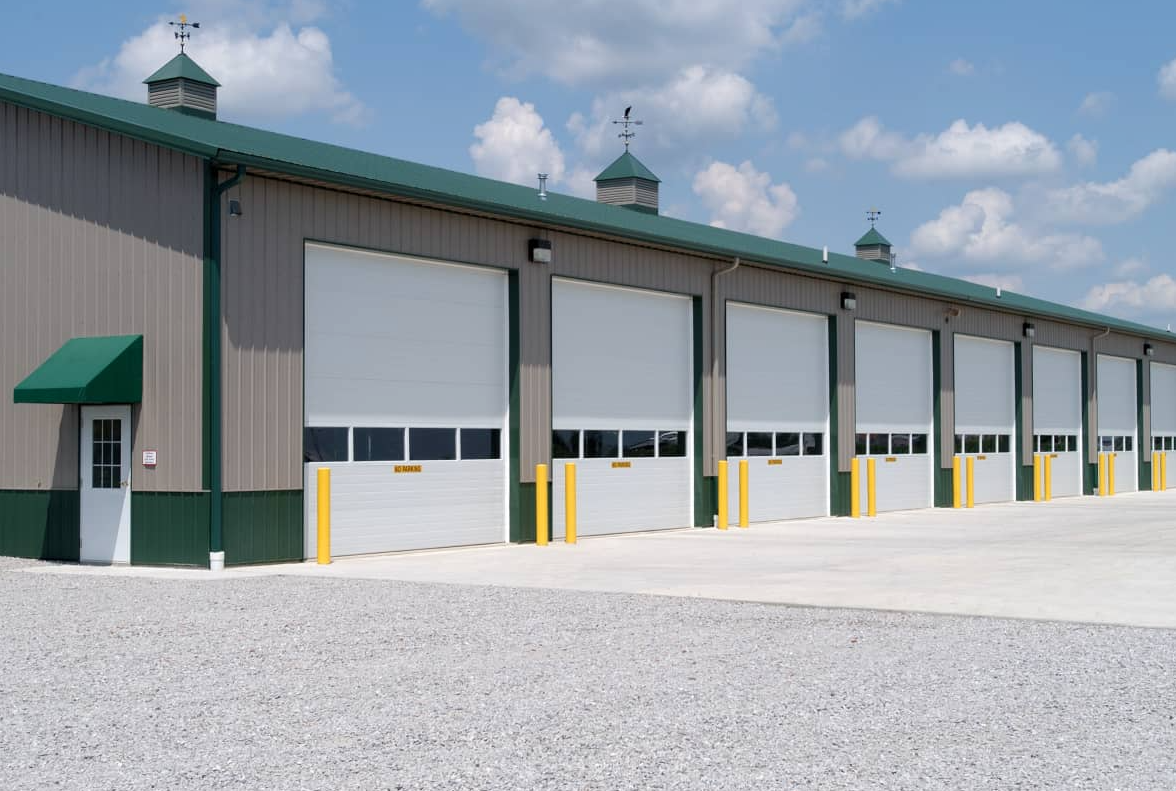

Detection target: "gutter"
[206, 163, 247, 571]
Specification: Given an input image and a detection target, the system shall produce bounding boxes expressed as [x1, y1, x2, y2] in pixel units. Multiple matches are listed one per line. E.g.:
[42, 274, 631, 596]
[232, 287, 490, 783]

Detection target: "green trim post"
[932, 330, 952, 507]
[1138, 359, 1151, 490]
[507, 271, 525, 542]
[1013, 341, 1032, 500]
[205, 163, 247, 565]
[1081, 351, 1095, 494]
[828, 314, 849, 515]
[692, 296, 713, 525]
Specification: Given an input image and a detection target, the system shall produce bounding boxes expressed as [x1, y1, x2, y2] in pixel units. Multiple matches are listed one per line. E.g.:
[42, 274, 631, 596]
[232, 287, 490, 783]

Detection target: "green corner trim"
[507, 271, 525, 542]
[932, 330, 952, 508]
[0, 490, 79, 561]
[224, 490, 302, 565]
[692, 296, 709, 526]
[828, 315, 850, 516]
[1014, 342, 1031, 501]
[1081, 351, 1095, 495]
[131, 491, 209, 567]
[1137, 359, 1151, 491]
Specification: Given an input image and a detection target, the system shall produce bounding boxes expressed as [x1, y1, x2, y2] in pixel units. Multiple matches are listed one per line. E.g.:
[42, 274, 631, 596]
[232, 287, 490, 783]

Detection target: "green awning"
[13, 335, 143, 404]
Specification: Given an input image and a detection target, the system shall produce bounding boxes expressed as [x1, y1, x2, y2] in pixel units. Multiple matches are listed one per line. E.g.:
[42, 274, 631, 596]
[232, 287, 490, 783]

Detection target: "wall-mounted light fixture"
[1144, 342, 1155, 357]
[841, 291, 856, 311]
[228, 199, 243, 217]
[1023, 322, 1036, 339]
[528, 238, 552, 265]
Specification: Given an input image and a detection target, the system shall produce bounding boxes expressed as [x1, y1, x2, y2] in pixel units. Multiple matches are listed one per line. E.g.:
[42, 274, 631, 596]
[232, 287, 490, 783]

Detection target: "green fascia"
[14, 335, 142, 404]
[620, 203, 658, 215]
[131, 492, 210, 567]
[0, 489, 79, 561]
[171, 105, 216, 121]
[143, 54, 221, 87]
[223, 491, 302, 565]
[1137, 359, 1151, 490]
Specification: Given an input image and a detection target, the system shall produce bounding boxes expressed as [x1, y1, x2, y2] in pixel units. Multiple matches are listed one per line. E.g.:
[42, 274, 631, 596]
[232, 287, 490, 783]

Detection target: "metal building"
[2, 55, 1174, 567]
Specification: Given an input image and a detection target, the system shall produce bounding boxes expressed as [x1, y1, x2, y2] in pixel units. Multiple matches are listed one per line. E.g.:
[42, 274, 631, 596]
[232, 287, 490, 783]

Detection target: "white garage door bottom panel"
[727, 456, 828, 523]
[857, 456, 933, 513]
[1046, 452, 1084, 498]
[1112, 452, 1138, 493]
[304, 461, 506, 558]
[552, 458, 691, 538]
[1165, 452, 1175, 490]
[959, 453, 1015, 505]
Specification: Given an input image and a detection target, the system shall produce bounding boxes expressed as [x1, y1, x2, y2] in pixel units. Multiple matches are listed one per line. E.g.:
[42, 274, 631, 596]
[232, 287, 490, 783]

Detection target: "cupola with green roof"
[854, 225, 893, 265]
[594, 150, 660, 214]
[144, 53, 220, 120]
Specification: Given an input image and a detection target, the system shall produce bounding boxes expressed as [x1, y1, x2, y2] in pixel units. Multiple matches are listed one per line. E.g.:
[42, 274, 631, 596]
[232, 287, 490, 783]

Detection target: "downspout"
[710, 257, 740, 474]
[208, 163, 246, 571]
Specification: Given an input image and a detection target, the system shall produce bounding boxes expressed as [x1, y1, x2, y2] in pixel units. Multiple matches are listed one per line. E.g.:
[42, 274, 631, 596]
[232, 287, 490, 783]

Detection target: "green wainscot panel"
[0, 490, 79, 561]
[131, 491, 210, 567]
[224, 490, 303, 566]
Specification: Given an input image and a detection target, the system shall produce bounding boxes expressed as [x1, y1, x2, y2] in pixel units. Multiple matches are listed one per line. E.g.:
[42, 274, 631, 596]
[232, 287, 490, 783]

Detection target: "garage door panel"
[969, 454, 1015, 504]
[304, 462, 505, 556]
[856, 322, 932, 433]
[727, 456, 828, 523]
[1153, 362, 1176, 434]
[552, 459, 691, 537]
[1049, 453, 1083, 498]
[857, 457, 932, 512]
[727, 304, 827, 430]
[955, 336, 1015, 504]
[1097, 355, 1137, 435]
[1033, 347, 1082, 434]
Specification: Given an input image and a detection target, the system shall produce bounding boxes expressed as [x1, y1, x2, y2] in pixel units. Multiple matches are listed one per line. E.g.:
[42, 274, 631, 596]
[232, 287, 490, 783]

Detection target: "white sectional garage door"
[725, 303, 829, 522]
[551, 279, 692, 537]
[1033, 346, 1084, 498]
[1152, 362, 1176, 490]
[302, 243, 507, 557]
[954, 335, 1015, 504]
[1097, 354, 1138, 493]
[855, 321, 934, 512]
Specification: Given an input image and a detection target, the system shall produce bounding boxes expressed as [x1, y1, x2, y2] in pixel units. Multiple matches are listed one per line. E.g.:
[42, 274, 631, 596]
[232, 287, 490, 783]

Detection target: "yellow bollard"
[1044, 454, 1053, 501]
[564, 463, 577, 544]
[1153, 452, 1160, 492]
[1098, 453, 1108, 497]
[850, 458, 861, 518]
[866, 457, 877, 517]
[316, 467, 331, 565]
[965, 456, 975, 509]
[535, 463, 549, 546]
[1163, 452, 1169, 491]
[1109, 453, 1116, 496]
[738, 459, 749, 528]
[717, 460, 729, 530]
[1033, 454, 1042, 502]
[952, 456, 962, 509]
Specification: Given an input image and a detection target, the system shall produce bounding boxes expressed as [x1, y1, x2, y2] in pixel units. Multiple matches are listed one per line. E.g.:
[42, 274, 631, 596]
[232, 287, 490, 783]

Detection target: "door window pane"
[461, 429, 501, 460]
[726, 432, 744, 457]
[1124, 436, 1133, 452]
[353, 428, 405, 462]
[855, 433, 868, 455]
[964, 435, 980, 454]
[583, 430, 619, 458]
[1167, 437, 1175, 451]
[91, 418, 123, 490]
[1100, 436, 1113, 452]
[1068, 435, 1078, 452]
[1155, 436, 1164, 451]
[982, 435, 997, 453]
[746, 432, 773, 456]
[409, 428, 457, 461]
[998, 435, 1011, 454]
[622, 430, 656, 458]
[802, 433, 823, 456]
[658, 431, 688, 458]
[304, 427, 348, 463]
[1113, 436, 1124, 452]
[775, 432, 800, 456]
[955, 435, 964, 454]
[868, 433, 888, 455]
[552, 430, 580, 459]
[911, 434, 929, 455]
[890, 434, 910, 455]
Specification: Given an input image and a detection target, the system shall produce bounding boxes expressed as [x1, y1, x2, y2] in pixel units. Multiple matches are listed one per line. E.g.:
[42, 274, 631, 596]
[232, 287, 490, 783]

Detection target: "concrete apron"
[21, 490, 1176, 629]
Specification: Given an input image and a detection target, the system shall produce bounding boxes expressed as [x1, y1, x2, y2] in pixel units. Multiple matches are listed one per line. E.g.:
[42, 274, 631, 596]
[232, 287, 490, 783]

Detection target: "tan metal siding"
[0, 102, 204, 492]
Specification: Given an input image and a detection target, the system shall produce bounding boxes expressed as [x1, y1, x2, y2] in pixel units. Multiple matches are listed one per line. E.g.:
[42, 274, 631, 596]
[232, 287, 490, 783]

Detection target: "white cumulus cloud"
[1078, 91, 1113, 116]
[949, 58, 975, 76]
[839, 117, 1062, 179]
[1041, 149, 1176, 224]
[470, 97, 569, 190]
[71, 11, 367, 125]
[1067, 134, 1098, 167]
[1080, 274, 1176, 325]
[910, 188, 1103, 272]
[693, 160, 799, 237]
[1158, 58, 1176, 100]
[841, 0, 898, 19]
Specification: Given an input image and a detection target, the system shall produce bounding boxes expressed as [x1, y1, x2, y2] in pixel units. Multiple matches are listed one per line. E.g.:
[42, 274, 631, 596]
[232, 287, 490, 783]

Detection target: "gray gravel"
[1, 559, 1174, 790]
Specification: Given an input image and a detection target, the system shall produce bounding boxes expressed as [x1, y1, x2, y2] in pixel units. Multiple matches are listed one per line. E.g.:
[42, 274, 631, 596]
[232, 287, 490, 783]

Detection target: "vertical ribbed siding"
[0, 102, 204, 492]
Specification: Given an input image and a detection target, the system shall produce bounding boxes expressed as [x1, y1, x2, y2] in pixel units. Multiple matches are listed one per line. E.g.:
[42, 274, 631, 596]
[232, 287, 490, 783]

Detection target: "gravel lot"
[1, 557, 1174, 790]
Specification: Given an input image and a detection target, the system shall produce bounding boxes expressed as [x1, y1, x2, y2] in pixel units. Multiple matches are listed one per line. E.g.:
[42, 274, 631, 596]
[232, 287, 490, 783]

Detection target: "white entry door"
[79, 405, 132, 564]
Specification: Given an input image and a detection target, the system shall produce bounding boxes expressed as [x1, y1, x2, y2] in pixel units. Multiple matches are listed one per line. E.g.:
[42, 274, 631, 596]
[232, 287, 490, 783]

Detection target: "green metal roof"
[595, 151, 661, 183]
[0, 70, 1172, 343]
[13, 335, 143, 404]
[143, 54, 221, 87]
[855, 227, 891, 248]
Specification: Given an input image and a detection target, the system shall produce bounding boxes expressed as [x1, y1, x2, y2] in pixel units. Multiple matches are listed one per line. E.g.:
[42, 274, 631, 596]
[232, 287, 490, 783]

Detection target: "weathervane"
[612, 106, 643, 151]
[866, 208, 882, 228]
[169, 14, 201, 54]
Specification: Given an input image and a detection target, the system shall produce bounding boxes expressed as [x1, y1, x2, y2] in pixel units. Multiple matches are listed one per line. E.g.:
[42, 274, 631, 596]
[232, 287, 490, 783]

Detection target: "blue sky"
[3, 1, 1176, 328]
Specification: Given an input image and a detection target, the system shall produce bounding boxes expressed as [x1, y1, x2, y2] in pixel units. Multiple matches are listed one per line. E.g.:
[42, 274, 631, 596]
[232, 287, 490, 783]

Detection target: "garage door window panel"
[304, 427, 349, 462]
[890, 434, 910, 455]
[461, 429, 501, 460]
[658, 431, 687, 458]
[775, 432, 800, 456]
[552, 430, 580, 459]
[622, 430, 656, 458]
[746, 432, 773, 456]
[353, 427, 405, 462]
[583, 430, 619, 459]
[409, 428, 457, 461]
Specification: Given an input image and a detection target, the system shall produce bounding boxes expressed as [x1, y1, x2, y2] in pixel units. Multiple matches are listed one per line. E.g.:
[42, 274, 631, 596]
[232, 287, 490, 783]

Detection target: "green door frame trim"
[204, 162, 247, 565]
